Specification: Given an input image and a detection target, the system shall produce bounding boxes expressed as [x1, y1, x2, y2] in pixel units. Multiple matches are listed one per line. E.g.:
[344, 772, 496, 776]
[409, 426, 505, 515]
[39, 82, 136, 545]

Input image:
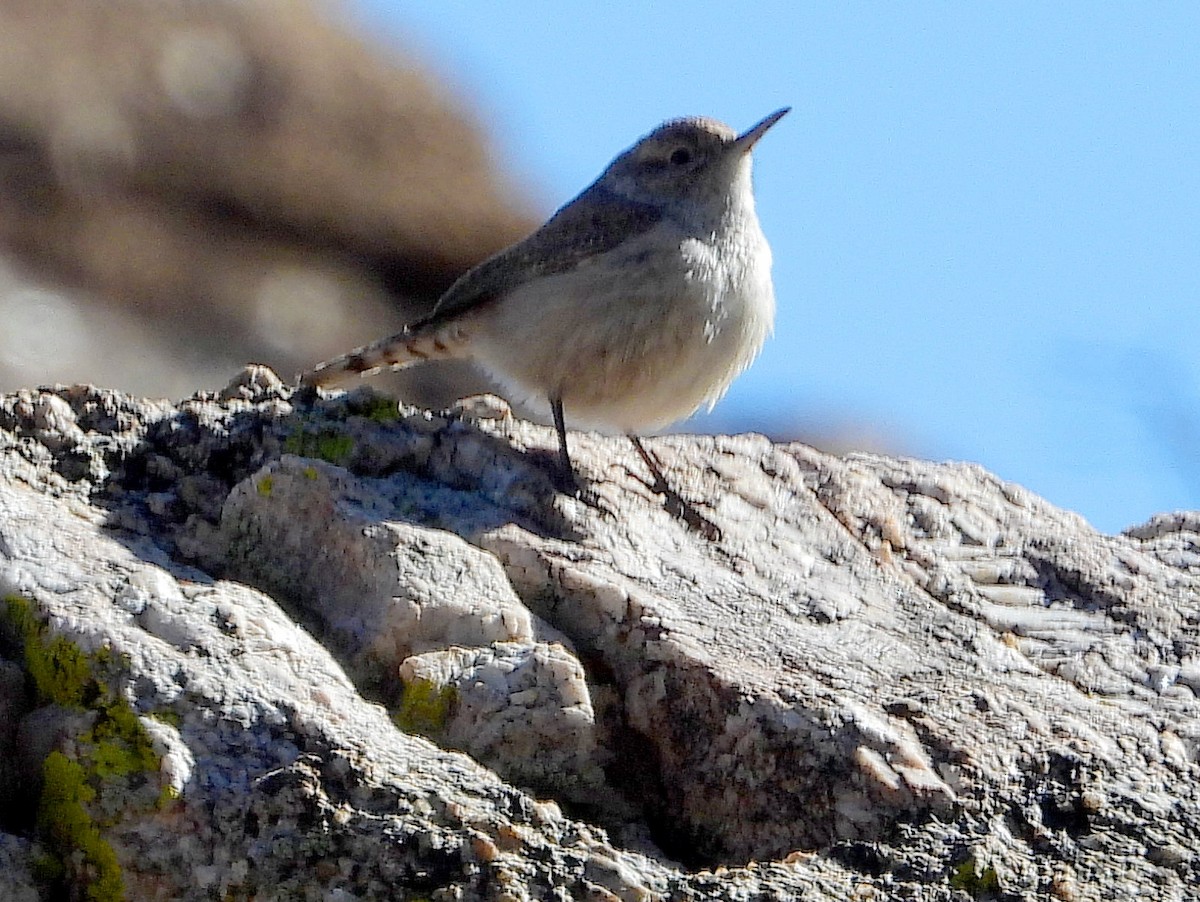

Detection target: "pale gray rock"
[219, 455, 538, 696]
[0, 475, 684, 900]
[0, 832, 40, 902]
[0, 370, 1198, 901]
[398, 641, 608, 805]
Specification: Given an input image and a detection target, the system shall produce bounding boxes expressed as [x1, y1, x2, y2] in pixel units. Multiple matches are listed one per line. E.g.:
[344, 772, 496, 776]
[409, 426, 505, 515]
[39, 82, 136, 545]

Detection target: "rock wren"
[303, 108, 788, 530]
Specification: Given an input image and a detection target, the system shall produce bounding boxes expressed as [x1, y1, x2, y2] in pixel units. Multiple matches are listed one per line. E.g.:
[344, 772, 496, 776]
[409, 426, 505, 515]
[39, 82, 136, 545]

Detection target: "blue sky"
[351, 2, 1200, 533]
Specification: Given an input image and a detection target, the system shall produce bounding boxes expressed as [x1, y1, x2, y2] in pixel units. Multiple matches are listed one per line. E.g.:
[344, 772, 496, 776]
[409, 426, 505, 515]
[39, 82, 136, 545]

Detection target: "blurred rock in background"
[0, 0, 535, 400]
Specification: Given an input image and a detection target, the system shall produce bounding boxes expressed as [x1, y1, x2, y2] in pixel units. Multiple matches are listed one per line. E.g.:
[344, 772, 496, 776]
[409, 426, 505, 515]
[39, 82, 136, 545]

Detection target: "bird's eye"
[669, 147, 692, 166]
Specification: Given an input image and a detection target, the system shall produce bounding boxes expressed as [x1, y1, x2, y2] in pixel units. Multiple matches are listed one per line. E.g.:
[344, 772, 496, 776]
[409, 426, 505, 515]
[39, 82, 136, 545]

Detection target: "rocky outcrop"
[1, 370, 1198, 900]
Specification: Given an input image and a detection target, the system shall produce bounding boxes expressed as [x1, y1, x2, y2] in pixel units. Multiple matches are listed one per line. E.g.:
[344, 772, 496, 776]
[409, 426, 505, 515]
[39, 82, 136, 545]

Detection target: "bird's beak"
[733, 107, 790, 154]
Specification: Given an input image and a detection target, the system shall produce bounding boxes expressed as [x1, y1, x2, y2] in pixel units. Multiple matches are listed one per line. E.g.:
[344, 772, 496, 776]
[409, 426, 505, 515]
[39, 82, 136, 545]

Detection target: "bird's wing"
[411, 182, 663, 332]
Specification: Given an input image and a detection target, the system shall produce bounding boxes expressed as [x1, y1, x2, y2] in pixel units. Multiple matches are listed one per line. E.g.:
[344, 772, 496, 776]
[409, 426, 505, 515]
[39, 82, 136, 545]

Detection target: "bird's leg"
[627, 435, 721, 542]
[627, 435, 669, 494]
[550, 397, 581, 494]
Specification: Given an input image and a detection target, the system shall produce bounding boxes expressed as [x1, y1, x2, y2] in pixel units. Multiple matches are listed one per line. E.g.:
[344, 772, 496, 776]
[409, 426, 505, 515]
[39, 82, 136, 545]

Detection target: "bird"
[302, 108, 788, 536]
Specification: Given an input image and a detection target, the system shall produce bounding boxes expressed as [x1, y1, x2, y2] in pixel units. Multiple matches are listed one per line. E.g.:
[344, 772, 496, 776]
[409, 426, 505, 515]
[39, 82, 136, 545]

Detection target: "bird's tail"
[300, 320, 471, 388]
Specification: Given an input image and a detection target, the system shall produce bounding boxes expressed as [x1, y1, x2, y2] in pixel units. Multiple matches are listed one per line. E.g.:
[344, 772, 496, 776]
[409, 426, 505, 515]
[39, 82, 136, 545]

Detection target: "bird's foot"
[551, 460, 614, 518]
[628, 436, 722, 542]
[647, 477, 722, 542]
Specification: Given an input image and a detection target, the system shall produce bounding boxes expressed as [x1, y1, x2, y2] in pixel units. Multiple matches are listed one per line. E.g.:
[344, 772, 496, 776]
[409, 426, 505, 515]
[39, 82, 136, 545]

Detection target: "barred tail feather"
[300, 322, 471, 388]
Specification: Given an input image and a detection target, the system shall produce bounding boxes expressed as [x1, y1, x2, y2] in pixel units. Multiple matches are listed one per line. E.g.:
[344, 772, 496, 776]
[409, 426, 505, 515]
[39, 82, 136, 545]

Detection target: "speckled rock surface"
[0, 833, 40, 902]
[1, 370, 1198, 901]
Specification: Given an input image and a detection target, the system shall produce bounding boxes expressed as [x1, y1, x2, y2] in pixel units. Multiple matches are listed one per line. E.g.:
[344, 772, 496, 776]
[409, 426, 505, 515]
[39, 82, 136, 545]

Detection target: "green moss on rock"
[6, 594, 96, 707]
[949, 854, 1001, 896]
[355, 392, 401, 424]
[395, 676, 456, 737]
[283, 427, 355, 465]
[39, 752, 124, 902]
[3, 594, 167, 902]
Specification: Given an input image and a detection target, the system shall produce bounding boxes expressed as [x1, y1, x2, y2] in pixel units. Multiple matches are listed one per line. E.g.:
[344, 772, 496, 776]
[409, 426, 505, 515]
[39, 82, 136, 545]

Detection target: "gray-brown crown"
[600, 109, 787, 207]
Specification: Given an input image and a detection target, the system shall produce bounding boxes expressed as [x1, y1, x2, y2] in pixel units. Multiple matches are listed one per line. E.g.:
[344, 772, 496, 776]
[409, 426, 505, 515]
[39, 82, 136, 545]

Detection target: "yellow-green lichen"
[362, 396, 401, 423]
[395, 677, 456, 737]
[284, 427, 355, 465]
[3, 594, 166, 902]
[6, 595, 95, 707]
[31, 851, 65, 884]
[156, 783, 182, 809]
[949, 855, 1001, 896]
[39, 752, 124, 902]
[255, 475, 274, 497]
[87, 697, 158, 782]
[147, 709, 182, 729]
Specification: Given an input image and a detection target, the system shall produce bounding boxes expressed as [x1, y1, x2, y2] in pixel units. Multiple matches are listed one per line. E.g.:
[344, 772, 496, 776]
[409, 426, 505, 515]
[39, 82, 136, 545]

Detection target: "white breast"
[469, 180, 775, 434]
